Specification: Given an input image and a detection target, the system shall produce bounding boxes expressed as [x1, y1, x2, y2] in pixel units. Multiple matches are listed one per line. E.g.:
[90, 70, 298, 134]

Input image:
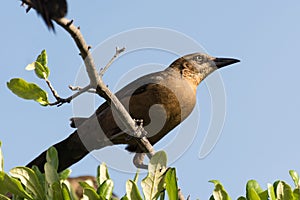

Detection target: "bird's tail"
[26, 130, 89, 172]
[27, 115, 125, 172]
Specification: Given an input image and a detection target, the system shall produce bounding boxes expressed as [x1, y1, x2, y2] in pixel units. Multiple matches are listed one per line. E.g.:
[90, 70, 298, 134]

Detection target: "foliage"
[0, 145, 72, 200]
[7, 78, 49, 106]
[1, 142, 300, 199]
[0, 144, 179, 200]
[79, 151, 179, 200]
[7, 50, 50, 106]
[209, 173, 300, 200]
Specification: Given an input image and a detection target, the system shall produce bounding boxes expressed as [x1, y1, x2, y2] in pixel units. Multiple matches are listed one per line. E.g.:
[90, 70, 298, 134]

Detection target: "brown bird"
[27, 52, 239, 172]
[21, 0, 67, 30]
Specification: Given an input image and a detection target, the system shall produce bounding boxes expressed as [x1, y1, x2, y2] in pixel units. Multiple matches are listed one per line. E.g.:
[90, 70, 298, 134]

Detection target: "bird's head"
[169, 52, 240, 86]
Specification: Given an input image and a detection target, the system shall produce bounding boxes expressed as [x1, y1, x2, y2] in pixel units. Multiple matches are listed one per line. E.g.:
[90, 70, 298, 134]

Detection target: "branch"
[46, 80, 92, 107]
[44, 76, 70, 106]
[47, 84, 92, 106]
[54, 18, 99, 88]
[69, 85, 96, 93]
[45, 76, 61, 101]
[64, 85, 92, 102]
[46, 46, 124, 107]
[99, 47, 125, 77]
[54, 17, 155, 157]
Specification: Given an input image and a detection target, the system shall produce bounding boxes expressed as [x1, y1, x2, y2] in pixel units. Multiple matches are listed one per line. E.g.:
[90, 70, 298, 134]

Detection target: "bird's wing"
[71, 71, 164, 128]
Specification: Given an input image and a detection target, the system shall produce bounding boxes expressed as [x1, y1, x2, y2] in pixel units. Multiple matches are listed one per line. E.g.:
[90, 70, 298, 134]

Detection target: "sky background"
[1, 0, 300, 199]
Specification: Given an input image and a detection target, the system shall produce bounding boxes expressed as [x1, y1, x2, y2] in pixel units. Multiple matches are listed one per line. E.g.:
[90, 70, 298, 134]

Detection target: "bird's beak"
[213, 57, 240, 68]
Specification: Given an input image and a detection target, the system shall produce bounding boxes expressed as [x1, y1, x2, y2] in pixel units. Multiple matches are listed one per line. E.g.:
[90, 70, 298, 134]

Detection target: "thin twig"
[69, 85, 96, 93]
[64, 85, 92, 102]
[45, 77, 61, 101]
[48, 100, 66, 106]
[99, 47, 125, 77]
[49, 85, 92, 107]
[68, 85, 82, 91]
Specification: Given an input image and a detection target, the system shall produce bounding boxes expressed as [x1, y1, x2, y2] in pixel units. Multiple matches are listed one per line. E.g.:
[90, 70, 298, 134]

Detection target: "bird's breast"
[126, 75, 196, 138]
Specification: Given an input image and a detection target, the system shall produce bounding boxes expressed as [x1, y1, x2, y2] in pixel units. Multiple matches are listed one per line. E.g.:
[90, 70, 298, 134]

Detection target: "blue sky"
[1, 0, 300, 199]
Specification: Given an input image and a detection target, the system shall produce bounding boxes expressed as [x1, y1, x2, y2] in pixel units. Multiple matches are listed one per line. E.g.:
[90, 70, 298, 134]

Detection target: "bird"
[26, 52, 240, 172]
[21, 0, 67, 30]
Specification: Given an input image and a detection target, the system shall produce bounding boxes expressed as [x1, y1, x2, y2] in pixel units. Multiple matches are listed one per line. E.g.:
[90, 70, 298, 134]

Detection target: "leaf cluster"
[209, 172, 300, 200]
[0, 144, 178, 200]
[0, 144, 72, 200]
[7, 50, 50, 106]
[1, 142, 300, 200]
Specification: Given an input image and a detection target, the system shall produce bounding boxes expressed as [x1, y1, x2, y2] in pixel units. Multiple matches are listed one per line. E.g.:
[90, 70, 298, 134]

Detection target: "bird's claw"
[134, 119, 147, 138]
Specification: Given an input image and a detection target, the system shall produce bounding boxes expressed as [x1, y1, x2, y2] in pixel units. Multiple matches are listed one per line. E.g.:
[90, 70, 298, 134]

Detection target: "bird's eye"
[194, 55, 203, 62]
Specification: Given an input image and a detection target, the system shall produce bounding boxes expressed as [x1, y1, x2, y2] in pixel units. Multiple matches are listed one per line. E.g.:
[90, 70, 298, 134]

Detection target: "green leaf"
[46, 146, 59, 171]
[25, 50, 50, 79]
[25, 62, 50, 80]
[59, 169, 72, 181]
[246, 180, 263, 195]
[79, 181, 96, 193]
[0, 194, 10, 200]
[293, 188, 300, 199]
[80, 182, 101, 200]
[9, 167, 44, 200]
[164, 168, 178, 200]
[259, 190, 268, 200]
[125, 180, 143, 200]
[98, 179, 114, 200]
[273, 180, 280, 193]
[34, 61, 50, 79]
[97, 163, 110, 186]
[237, 197, 247, 200]
[148, 151, 167, 175]
[31, 165, 45, 195]
[44, 163, 59, 184]
[246, 180, 267, 199]
[36, 50, 48, 67]
[209, 180, 231, 200]
[247, 188, 261, 200]
[51, 182, 63, 200]
[85, 188, 102, 200]
[289, 170, 300, 188]
[61, 182, 72, 200]
[0, 141, 3, 172]
[44, 162, 60, 199]
[276, 181, 295, 200]
[141, 151, 167, 200]
[0, 171, 33, 199]
[7, 78, 49, 106]
[267, 184, 276, 200]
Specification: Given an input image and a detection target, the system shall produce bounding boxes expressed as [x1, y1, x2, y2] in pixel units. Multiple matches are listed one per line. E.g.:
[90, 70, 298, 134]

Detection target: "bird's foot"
[134, 119, 143, 126]
[133, 119, 147, 138]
